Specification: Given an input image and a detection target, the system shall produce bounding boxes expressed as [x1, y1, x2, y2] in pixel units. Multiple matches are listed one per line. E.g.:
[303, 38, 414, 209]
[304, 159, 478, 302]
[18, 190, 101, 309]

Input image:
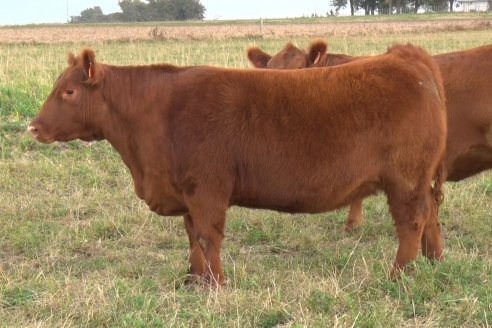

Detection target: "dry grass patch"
[0, 16, 490, 43]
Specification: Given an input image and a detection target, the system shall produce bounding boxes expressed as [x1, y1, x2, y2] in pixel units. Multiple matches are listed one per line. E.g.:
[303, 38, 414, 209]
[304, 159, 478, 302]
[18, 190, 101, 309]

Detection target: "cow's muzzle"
[27, 125, 38, 138]
[27, 123, 54, 144]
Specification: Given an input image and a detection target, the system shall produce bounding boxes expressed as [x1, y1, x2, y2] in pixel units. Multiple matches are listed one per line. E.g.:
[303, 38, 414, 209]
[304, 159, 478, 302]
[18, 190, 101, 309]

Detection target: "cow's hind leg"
[387, 189, 431, 277]
[421, 198, 444, 261]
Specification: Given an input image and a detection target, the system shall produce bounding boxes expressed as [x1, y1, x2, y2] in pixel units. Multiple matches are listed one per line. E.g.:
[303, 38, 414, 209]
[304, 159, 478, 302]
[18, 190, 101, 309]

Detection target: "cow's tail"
[432, 154, 446, 206]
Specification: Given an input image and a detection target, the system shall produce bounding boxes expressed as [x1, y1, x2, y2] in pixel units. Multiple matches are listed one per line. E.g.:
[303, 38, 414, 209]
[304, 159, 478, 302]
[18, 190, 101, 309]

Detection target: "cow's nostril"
[27, 125, 39, 135]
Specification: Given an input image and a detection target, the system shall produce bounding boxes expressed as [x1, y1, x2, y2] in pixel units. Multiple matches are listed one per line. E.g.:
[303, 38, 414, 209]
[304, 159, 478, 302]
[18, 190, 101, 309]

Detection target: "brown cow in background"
[248, 40, 492, 231]
[29, 45, 446, 285]
[247, 39, 359, 70]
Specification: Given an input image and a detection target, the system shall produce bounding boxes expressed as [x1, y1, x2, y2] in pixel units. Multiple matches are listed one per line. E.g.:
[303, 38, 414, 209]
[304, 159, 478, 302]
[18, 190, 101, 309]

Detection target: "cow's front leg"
[183, 195, 227, 286]
[183, 214, 207, 284]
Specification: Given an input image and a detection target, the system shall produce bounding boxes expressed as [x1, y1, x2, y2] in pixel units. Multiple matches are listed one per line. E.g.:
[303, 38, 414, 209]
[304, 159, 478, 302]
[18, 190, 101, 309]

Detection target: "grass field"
[1, 14, 492, 327]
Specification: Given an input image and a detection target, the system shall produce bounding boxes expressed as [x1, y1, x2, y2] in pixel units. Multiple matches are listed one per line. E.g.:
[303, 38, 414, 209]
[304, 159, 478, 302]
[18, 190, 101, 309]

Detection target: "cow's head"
[247, 39, 328, 69]
[28, 49, 107, 144]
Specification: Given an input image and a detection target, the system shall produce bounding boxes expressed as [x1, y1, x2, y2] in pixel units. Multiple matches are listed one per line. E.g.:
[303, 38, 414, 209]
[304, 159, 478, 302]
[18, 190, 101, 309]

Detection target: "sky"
[0, 0, 334, 25]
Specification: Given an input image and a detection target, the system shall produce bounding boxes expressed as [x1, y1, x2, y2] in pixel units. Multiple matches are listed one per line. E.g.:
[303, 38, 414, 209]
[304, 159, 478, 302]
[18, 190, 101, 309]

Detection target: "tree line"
[70, 0, 205, 23]
[331, 0, 490, 15]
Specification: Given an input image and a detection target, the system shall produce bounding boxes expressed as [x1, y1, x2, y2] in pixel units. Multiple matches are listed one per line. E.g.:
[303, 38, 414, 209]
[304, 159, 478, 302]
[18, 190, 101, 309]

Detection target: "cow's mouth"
[27, 125, 55, 144]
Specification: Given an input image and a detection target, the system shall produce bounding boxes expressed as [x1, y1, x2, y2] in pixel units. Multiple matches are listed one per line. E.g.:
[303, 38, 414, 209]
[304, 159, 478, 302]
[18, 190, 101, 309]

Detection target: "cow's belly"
[233, 177, 380, 214]
[447, 145, 492, 181]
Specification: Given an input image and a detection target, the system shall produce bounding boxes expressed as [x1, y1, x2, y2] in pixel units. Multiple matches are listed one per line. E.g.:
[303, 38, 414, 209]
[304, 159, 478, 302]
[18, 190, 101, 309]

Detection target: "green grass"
[1, 17, 492, 327]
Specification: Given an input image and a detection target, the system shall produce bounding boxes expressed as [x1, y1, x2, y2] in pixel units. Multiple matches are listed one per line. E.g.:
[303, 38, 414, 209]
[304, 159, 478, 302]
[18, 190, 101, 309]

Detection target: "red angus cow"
[29, 45, 446, 285]
[249, 40, 492, 231]
[247, 39, 359, 70]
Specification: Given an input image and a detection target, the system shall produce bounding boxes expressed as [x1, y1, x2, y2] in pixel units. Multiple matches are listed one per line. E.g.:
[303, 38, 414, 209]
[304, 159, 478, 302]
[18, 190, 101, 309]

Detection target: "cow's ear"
[81, 48, 97, 80]
[247, 47, 271, 68]
[67, 52, 76, 66]
[308, 39, 328, 66]
[80, 48, 103, 85]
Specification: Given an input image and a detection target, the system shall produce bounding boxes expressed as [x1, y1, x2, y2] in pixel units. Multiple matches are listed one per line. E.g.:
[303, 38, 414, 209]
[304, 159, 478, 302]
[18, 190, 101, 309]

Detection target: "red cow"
[29, 45, 446, 285]
[247, 39, 358, 70]
[249, 40, 492, 231]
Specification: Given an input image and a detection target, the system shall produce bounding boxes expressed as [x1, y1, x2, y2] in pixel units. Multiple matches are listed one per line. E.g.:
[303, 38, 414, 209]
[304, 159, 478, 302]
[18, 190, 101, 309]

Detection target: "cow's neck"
[99, 65, 178, 200]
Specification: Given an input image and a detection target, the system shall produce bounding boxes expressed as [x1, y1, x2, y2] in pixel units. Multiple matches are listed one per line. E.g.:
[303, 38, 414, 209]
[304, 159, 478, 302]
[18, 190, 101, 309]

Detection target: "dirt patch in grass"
[0, 19, 490, 43]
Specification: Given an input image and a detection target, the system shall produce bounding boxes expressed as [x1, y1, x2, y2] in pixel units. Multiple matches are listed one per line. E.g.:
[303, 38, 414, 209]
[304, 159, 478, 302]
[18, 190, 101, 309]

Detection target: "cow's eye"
[66, 90, 74, 95]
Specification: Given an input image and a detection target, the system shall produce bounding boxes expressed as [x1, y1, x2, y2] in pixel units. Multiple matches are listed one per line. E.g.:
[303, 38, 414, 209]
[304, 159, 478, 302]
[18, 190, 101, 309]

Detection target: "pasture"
[1, 14, 492, 327]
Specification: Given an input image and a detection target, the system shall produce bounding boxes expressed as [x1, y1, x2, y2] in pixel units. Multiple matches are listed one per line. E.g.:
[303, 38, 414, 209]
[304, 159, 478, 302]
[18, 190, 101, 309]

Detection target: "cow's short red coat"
[30, 45, 446, 284]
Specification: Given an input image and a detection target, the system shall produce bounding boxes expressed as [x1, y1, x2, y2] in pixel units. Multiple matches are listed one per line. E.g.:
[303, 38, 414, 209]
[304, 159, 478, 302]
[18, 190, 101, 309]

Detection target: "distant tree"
[70, 0, 205, 23]
[71, 6, 106, 23]
[406, 0, 422, 12]
[360, 0, 382, 14]
[169, 0, 205, 20]
[147, 0, 174, 21]
[378, 0, 423, 14]
[330, 0, 357, 15]
[349, 0, 356, 15]
[330, 0, 343, 12]
[106, 12, 125, 22]
[119, 0, 150, 22]
[423, 0, 448, 11]
[387, 0, 393, 14]
[448, 0, 455, 11]
[395, 0, 402, 13]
